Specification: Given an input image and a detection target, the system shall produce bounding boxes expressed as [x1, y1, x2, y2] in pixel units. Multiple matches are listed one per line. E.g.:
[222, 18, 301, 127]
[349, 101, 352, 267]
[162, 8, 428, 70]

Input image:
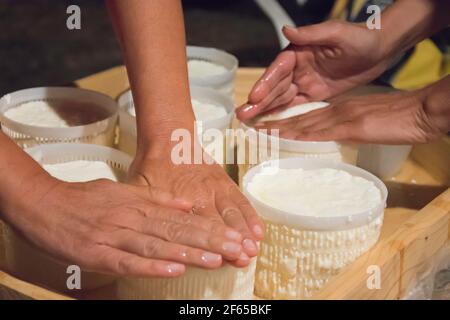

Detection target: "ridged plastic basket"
[243, 158, 387, 299]
[117, 259, 256, 300]
[0, 87, 119, 149]
[3, 143, 132, 293]
[117, 86, 235, 168]
[187, 46, 238, 98]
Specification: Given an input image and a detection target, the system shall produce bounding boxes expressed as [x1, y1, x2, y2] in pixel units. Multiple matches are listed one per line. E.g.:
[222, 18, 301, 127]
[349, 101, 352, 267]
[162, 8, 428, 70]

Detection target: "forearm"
[107, 0, 194, 157]
[380, 0, 450, 60]
[0, 132, 54, 221]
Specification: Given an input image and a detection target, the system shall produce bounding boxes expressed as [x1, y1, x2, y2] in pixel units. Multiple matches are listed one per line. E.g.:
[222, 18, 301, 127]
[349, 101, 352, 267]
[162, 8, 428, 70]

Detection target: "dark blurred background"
[0, 0, 333, 96]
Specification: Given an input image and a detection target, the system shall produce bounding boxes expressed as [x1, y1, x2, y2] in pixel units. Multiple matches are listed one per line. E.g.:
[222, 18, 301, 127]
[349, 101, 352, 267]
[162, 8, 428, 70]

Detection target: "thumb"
[283, 22, 336, 46]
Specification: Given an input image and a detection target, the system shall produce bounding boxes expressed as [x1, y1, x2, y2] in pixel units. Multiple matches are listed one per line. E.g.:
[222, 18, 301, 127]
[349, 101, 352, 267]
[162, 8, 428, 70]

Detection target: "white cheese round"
[188, 59, 228, 78]
[43, 160, 118, 183]
[247, 167, 381, 217]
[127, 98, 227, 122]
[4, 100, 107, 128]
[257, 101, 330, 122]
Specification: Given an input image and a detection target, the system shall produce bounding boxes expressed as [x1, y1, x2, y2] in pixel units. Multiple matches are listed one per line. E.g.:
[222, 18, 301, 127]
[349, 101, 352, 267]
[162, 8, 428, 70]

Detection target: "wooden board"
[0, 67, 449, 300]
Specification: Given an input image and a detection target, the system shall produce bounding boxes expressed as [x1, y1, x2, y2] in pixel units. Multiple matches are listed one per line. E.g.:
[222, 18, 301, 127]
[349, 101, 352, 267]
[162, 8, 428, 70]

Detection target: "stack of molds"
[0, 87, 118, 149]
[243, 158, 387, 299]
[237, 102, 359, 186]
[3, 143, 132, 292]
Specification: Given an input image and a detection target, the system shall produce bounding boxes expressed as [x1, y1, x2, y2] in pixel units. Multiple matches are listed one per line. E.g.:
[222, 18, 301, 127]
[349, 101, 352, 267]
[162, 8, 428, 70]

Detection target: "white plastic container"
[357, 144, 412, 179]
[3, 143, 132, 293]
[187, 46, 238, 98]
[117, 86, 235, 168]
[0, 87, 119, 149]
[117, 259, 256, 300]
[237, 121, 359, 186]
[243, 158, 388, 299]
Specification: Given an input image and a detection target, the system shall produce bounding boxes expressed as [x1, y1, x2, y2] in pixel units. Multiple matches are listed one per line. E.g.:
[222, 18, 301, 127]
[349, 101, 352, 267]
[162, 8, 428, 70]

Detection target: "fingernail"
[253, 225, 264, 238]
[166, 263, 185, 274]
[243, 238, 258, 254]
[201, 252, 222, 264]
[283, 25, 296, 31]
[225, 229, 242, 241]
[223, 241, 241, 254]
[242, 104, 257, 113]
[239, 252, 250, 261]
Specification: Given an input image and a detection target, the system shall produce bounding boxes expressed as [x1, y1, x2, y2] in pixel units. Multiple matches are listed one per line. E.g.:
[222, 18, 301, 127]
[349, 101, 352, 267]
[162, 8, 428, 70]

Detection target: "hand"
[254, 84, 449, 144]
[128, 154, 265, 268]
[236, 20, 392, 121]
[5, 177, 247, 278]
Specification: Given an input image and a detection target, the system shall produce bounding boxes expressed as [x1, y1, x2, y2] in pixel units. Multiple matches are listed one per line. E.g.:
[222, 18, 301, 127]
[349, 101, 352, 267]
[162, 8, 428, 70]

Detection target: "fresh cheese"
[4, 100, 108, 127]
[247, 166, 384, 299]
[188, 59, 228, 78]
[237, 102, 358, 186]
[247, 167, 381, 216]
[117, 259, 257, 300]
[127, 98, 227, 122]
[43, 160, 119, 182]
[257, 101, 330, 122]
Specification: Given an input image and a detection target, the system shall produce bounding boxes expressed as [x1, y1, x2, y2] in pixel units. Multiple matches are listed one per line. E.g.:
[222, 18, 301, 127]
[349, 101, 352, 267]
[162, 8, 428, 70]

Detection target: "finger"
[215, 188, 258, 258]
[103, 229, 222, 269]
[138, 217, 243, 261]
[236, 74, 293, 122]
[282, 21, 339, 46]
[250, 51, 296, 104]
[229, 186, 265, 241]
[260, 83, 298, 114]
[91, 245, 185, 278]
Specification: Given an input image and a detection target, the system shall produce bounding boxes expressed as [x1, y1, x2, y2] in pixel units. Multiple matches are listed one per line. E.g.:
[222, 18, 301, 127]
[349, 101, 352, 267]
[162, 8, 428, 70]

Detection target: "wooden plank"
[0, 270, 71, 300]
[313, 189, 450, 300]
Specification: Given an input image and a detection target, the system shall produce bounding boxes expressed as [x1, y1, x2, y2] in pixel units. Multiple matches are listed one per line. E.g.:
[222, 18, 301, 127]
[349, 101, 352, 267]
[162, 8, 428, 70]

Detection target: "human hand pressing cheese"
[236, 0, 450, 122]
[0, 132, 249, 277]
[107, 0, 264, 267]
[255, 75, 450, 145]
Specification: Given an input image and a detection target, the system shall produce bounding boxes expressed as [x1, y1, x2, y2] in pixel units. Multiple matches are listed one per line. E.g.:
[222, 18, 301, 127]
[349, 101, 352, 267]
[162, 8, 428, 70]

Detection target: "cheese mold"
[0, 87, 118, 149]
[243, 158, 387, 299]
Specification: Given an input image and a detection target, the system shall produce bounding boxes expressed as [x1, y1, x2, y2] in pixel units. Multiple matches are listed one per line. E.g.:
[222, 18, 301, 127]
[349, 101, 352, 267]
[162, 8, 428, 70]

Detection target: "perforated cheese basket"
[117, 259, 257, 300]
[2, 143, 132, 293]
[187, 46, 238, 98]
[117, 86, 235, 169]
[237, 121, 359, 186]
[243, 158, 388, 299]
[0, 87, 118, 149]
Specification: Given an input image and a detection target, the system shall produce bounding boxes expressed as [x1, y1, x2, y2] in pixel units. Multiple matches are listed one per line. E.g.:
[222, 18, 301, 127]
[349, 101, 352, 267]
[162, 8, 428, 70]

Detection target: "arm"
[107, 0, 264, 266]
[0, 130, 244, 276]
[255, 75, 450, 144]
[107, 0, 194, 157]
[380, 0, 450, 61]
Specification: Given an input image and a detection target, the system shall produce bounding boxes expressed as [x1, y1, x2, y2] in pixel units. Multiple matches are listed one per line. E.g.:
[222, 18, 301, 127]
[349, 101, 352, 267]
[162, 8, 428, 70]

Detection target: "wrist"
[0, 170, 60, 224]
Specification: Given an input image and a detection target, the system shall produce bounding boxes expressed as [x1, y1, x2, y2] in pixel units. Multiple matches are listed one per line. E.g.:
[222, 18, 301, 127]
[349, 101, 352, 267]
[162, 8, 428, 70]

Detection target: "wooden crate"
[0, 67, 449, 300]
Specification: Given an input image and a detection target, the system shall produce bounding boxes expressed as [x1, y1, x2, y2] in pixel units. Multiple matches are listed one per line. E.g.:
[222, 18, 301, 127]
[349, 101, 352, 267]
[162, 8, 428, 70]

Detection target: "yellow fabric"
[329, 0, 348, 20]
[351, 0, 366, 19]
[392, 40, 444, 90]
